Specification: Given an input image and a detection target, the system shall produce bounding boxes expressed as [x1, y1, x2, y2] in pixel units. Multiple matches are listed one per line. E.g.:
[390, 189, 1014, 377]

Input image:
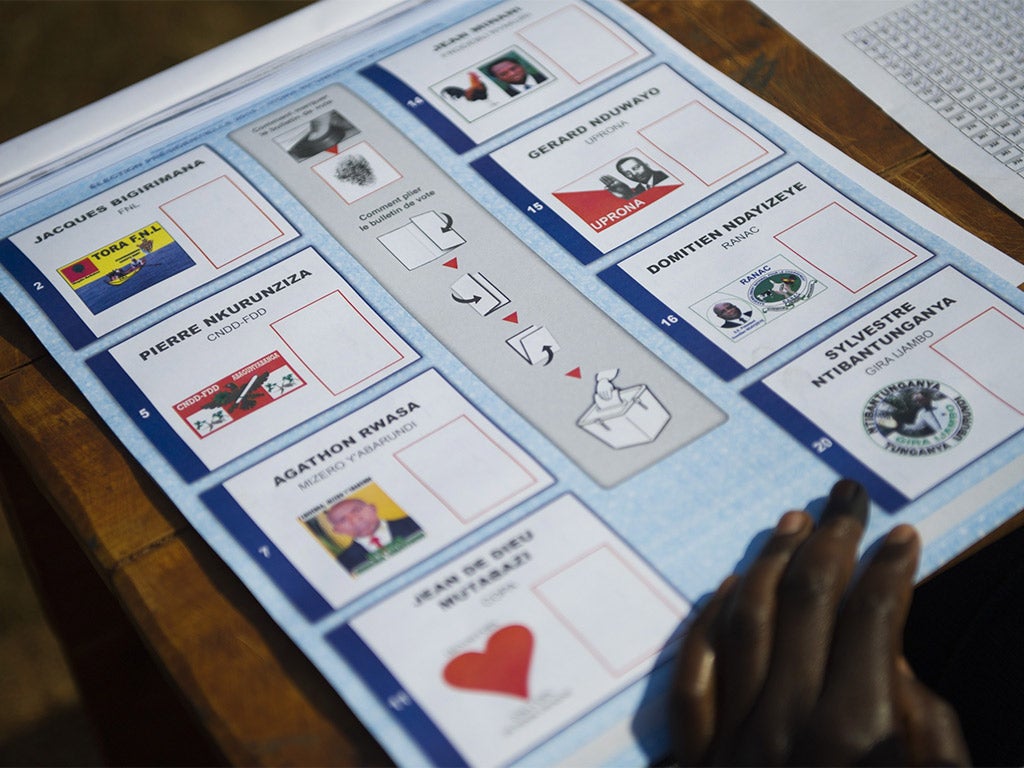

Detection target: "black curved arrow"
[439, 213, 455, 232]
[452, 293, 481, 305]
[541, 345, 555, 366]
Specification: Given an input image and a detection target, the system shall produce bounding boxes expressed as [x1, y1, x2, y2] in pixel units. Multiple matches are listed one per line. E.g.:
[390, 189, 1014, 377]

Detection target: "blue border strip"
[327, 624, 468, 767]
[86, 351, 208, 482]
[0, 238, 97, 349]
[360, 64, 476, 154]
[599, 264, 745, 380]
[742, 381, 907, 511]
[470, 156, 603, 264]
[199, 485, 333, 621]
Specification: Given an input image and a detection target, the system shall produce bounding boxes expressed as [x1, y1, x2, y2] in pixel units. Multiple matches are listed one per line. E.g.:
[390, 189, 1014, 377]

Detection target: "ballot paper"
[1, 1, 1023, 766]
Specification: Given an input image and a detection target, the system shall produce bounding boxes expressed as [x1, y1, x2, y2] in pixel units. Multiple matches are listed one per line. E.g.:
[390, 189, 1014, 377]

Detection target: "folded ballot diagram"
[2, 1, 1024, 765]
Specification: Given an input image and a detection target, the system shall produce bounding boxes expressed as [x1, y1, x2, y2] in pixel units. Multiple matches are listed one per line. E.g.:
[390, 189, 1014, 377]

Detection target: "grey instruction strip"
[232, 85, 725, 486]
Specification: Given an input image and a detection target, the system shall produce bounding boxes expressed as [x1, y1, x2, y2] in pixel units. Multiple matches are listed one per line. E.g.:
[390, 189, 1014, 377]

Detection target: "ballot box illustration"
[577, 384, 669, 448]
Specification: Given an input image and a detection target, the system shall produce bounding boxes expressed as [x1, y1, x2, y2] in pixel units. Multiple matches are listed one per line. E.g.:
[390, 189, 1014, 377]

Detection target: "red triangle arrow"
[503, 312, 519, 324]
[443, 257, 459, 269]
[565, 367, 582, 379]
[326, 145, 340, 154]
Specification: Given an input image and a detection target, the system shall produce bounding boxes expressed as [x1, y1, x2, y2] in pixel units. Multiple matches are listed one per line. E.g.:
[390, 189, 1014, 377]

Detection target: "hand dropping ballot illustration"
[577, 368, 669, 449]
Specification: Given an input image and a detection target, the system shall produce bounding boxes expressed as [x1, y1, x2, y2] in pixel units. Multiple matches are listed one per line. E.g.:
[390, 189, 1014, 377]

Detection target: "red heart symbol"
[442, 625, 533, 699]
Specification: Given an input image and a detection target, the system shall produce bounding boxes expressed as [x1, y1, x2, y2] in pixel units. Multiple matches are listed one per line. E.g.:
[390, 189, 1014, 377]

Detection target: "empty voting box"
[577, 384, 669, 448]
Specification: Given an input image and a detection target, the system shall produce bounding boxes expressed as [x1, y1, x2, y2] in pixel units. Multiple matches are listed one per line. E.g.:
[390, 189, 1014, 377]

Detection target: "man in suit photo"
[616, 155, 668, 194]
[325, 497, 423, 575]
[485, 53, 548, 96]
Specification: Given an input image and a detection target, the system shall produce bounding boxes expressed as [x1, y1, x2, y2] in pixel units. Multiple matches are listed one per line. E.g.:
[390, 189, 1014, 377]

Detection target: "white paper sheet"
[755, 0, 1024, 218]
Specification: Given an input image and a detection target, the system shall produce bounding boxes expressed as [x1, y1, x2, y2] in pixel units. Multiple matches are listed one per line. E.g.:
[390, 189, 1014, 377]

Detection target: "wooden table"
[1, 1, 1022, 764]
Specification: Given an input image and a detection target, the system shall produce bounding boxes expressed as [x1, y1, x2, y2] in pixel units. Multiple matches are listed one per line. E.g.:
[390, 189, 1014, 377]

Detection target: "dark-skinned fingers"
[672, 575, 737, 766]
[728, 480, 869, 765]
[897, 659, 971, 766]
[790, 525, 920, 765]
[710, 511, 813, 755]
[821, 525, 918, 714]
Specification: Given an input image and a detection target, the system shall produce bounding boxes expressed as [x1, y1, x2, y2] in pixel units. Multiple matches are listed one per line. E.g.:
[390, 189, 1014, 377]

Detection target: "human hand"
[306, 113, 333, 141]
[671, 479, 969, 766]
[594, 368, 621, 406]
[596, 377, 615, 402]
[600, 174, 634, 198]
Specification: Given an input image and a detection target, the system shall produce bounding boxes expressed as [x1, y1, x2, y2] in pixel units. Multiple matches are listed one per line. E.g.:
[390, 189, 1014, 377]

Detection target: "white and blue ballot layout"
[2, 1, 1024, 765]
